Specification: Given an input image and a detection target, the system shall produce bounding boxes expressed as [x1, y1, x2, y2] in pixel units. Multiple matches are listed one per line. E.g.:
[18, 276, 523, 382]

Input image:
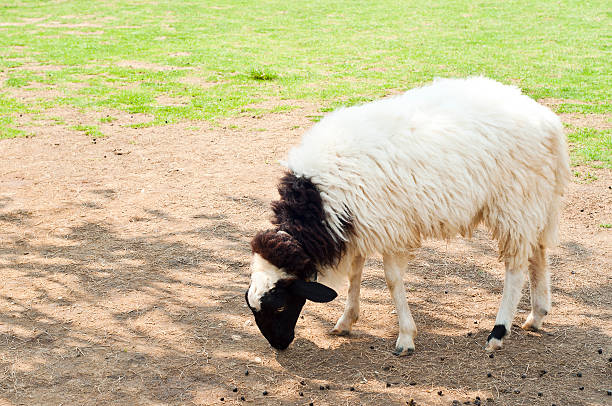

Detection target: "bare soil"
[0, 104, 610, 406]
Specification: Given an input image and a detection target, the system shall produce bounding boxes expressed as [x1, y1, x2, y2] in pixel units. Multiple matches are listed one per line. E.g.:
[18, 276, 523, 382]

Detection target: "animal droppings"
[410, 382, 417, 386]
[577, 372, 582, 377]
[514, 389, 520, 394]
[539, 370, 547, 376]
[262, 391, 268, 396]
[386, 382, 391, 388]
[489, 353, 494, 359]
[244, 370, 249, 376]
[597, 348, 603, 354]
[319, 385, 325, 390]
[349, 387, 355, 391]
[487, 373, 492, 378]
[299, 392, 303, 396]
[232, 387, 238, 393]
[521, 374, 526, 379]
[438, 390, 443, 396]
[579, 387, 584, 391]
[300, 380, 305, 385]
[370, 345, 375, 349]
[407, 399, 416, 406]
[538, 392, 543, 397]
[607, 390, 611, 396]
[240, 396, 245, 401]
[325, 384, 330, 390]
[220, 398, 224, 401]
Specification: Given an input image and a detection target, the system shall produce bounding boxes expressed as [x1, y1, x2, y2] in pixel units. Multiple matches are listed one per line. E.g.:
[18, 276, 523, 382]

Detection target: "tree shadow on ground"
[0, 204, 610, 406]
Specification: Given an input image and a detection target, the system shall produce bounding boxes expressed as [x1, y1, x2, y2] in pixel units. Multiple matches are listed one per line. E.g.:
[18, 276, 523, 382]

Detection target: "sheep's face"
[246, 254, 337, 350]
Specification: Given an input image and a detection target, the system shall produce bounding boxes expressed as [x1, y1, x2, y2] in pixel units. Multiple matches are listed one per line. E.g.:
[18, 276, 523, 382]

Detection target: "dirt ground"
[0, 102, 610, 406]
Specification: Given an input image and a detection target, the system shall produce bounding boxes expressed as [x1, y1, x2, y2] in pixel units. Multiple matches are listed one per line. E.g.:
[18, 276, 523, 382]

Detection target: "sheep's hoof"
[521, 313, 543, 331]
[521, 322, 539, 332]
[393, 346, 414, 357]
[485, 338, 503, 352]
[330, 328, 350, 336]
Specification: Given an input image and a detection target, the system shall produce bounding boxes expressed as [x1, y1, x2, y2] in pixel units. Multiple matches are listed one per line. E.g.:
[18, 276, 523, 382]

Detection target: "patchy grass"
[0, 0, 610, 168]
[71, 124, 104, 138]
[248, 67, 278, 81]
[567, 127, 611, 168]
[0, 94, 28, 139]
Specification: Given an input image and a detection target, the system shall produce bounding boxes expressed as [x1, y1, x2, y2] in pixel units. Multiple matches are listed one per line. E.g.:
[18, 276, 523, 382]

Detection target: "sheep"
[245, 77, 570, 355]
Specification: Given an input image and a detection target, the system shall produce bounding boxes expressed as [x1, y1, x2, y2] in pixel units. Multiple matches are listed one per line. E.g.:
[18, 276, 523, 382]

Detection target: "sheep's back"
[286, 77, 567, 256]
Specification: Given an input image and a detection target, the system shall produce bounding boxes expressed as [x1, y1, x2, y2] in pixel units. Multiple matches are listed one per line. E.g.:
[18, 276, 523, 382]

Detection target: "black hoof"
[393, 347, 414, 356]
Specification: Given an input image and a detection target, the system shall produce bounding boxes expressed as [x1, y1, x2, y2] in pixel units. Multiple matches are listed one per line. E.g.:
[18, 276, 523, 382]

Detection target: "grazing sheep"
[245, 77, 570, 355]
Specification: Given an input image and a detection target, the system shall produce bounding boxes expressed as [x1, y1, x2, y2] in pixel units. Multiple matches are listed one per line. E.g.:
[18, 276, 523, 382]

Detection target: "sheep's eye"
[275, 306, 285, 313]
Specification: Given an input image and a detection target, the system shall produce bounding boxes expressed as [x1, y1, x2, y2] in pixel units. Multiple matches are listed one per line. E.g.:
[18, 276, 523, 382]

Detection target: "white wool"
[286, 77, 570, 269]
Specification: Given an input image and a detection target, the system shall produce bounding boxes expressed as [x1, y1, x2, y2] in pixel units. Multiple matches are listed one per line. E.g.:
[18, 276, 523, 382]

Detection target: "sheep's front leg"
[331, 255, 365, 336]
[486, 260, 527, 351]
[383, 252, 417, 356]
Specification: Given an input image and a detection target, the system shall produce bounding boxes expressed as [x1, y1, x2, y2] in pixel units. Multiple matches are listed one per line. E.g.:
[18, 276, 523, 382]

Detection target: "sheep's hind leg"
[331, 255, 365, 336]
[383, 252, 417, 356]
[522, 244, 550, 331]
[486, 259, 527, 351]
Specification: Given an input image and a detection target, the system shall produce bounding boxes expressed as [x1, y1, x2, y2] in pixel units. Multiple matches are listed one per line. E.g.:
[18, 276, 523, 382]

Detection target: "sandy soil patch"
[0, 104, 610, 406]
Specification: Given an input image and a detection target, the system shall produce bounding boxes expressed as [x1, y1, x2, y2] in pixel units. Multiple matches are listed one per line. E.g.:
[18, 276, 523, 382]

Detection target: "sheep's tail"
[540, 117, 571, 249]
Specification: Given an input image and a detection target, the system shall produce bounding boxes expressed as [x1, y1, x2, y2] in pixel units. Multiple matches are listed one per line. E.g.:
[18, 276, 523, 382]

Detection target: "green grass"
[567, 127, 611, 168]
[71, 124, 104, 138]
[0, 0, 610, 167]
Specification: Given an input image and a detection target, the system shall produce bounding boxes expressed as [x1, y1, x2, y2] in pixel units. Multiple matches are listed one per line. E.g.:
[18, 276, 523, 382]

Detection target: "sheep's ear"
[290, 279, 337, 303]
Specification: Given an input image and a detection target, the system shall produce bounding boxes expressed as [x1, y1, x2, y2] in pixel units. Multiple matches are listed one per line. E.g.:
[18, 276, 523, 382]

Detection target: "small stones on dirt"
[232, 387, 238, 392]
[438, 390, 444, 396]
[597, 348, 603, 354]
[579, 386, 584, 391]
[539, 369, 547, 377]
[300, 380, 305, 385]
[240, 396, 245, 401]
[244, 370, 249, 376]
[489, 353, 494, 358]
[538, 392, 543, 397]
[514, 389, 520, 394]
[370, 345, 375, 349]
[262, 390, 268, 396]
[220, 397, 224, 401]
[319, 385, 325, 390]
[299, 392, 304, 396]
[410, 382, 417, 386]
[467, 332, 473, 337]
[386, 382, 391, 388]
[609, 357, 612, 362]
[521, 374, 526, 379]
[453, 401, 461, 406]
[576, 372, 582, 377]
[407, 399, 416, 406]
[607, 390, 611, 396]
[487, 373, 492, 378]
[349, 387, 355, 391]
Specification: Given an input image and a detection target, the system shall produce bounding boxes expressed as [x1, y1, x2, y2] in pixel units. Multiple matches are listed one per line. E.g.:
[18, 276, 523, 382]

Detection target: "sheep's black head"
[246, 230, 337, 350]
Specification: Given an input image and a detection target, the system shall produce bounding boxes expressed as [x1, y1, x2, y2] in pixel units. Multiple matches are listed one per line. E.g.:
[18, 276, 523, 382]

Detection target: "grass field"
[1, 0, 610, 165]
